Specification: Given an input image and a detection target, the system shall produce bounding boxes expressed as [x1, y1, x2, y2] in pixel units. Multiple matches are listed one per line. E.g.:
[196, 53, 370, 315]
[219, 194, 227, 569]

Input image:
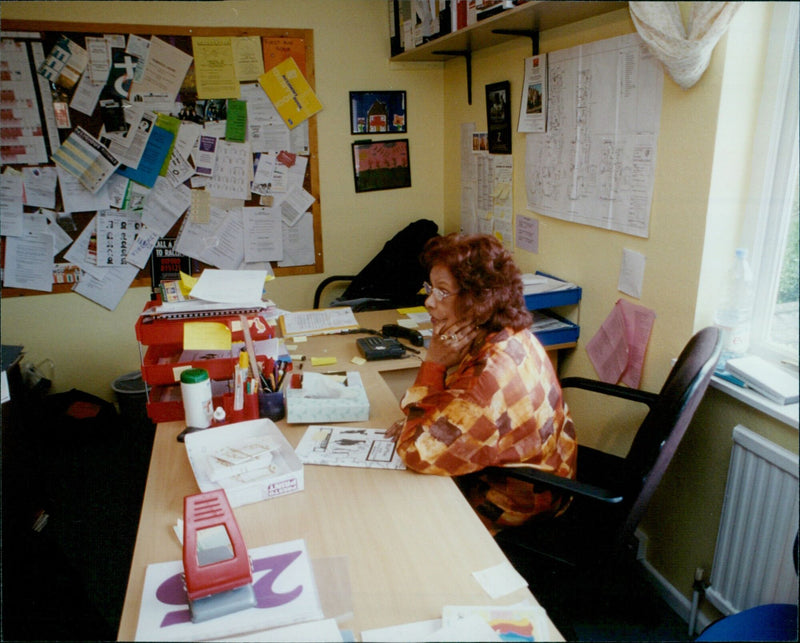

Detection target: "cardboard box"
[286, 371, 370, 423]
[184, 418, 303, 507]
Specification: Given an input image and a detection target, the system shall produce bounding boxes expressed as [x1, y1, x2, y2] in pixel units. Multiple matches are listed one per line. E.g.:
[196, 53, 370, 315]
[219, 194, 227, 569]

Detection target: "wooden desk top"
[117, 310, 563, 641]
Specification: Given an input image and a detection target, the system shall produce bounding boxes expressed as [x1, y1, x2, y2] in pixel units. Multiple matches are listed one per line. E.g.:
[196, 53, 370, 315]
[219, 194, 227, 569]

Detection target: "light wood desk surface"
[117, 310, 563, 641]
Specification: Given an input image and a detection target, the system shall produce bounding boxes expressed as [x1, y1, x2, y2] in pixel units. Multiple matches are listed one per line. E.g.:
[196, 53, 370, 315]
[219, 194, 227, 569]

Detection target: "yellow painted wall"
[1, 0, 444, 399]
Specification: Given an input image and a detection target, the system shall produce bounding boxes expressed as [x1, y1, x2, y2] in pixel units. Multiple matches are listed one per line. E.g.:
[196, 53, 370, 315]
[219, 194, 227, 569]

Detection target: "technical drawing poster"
[524, 33, 663, 238]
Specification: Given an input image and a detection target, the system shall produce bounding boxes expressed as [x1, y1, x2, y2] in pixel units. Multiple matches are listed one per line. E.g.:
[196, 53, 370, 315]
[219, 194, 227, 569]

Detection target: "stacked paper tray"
[140, 344, 273, 386]
[531, 310, 580, 347]
[523, 271, 582, 311]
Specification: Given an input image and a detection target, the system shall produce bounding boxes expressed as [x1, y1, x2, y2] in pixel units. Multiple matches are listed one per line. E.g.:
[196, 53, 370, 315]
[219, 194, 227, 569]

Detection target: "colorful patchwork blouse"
[397, 327, 578, 533]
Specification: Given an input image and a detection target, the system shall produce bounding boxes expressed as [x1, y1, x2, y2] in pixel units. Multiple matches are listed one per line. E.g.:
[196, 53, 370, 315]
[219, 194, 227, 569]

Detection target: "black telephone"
[357, 336, 407, 361]
[381, 324, 424, 347]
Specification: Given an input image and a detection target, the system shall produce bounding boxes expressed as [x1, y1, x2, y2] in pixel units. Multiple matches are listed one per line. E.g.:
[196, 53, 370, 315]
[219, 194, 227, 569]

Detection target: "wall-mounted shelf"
[391, 1, 626, 103]
[391, 1, 627, 63]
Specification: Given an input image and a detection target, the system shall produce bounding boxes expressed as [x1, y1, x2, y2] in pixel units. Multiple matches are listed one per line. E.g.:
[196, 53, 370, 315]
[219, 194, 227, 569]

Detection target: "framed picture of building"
[350, 91, 407, 134]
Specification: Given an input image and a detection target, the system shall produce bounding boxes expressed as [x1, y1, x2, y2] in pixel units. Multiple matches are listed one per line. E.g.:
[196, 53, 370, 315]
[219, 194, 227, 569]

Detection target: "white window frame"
[746, 2, 799, 366]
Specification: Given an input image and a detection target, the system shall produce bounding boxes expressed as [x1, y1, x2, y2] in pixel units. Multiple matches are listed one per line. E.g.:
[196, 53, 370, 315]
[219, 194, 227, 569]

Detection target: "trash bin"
[112, 371, 152, 433]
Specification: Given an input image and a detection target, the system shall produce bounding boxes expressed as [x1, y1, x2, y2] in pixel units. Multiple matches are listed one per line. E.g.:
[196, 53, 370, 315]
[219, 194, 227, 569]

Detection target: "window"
[748, 3, 799, 367]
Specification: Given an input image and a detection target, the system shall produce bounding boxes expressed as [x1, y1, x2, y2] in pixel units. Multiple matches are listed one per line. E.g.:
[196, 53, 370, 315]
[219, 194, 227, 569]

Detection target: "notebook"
[725, 355, 799, 405]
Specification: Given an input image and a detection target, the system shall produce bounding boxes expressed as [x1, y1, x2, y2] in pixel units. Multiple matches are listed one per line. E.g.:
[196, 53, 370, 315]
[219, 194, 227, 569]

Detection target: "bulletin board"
[0, 21, 324, 305]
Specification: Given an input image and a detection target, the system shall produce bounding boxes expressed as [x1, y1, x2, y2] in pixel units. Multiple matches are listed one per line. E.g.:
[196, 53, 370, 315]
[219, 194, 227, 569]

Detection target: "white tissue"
[299, 372, 358, 399]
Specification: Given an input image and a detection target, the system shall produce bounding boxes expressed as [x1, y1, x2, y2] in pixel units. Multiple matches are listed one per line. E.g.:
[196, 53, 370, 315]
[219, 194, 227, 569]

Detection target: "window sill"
[711, 375, 799, 429]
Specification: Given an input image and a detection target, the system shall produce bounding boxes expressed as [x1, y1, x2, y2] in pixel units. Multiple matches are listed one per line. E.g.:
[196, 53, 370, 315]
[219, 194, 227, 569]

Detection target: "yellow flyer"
[191, 36, 241, 99]
[258, 57, 322, 129]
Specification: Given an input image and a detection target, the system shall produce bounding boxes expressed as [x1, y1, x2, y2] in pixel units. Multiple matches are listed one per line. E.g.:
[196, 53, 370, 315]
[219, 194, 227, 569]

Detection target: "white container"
[180, 368, 213, 428]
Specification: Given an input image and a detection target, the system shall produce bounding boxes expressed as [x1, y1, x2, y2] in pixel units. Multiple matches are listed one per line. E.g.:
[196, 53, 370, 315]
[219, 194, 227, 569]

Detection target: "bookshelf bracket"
[491, 28, 539, 56]
[432, 49, 472, 104]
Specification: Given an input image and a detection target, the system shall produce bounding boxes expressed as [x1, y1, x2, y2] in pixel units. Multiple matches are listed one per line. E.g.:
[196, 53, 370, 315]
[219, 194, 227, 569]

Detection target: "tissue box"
[184, 418, 303, 507]
[286, 371, 370, 423]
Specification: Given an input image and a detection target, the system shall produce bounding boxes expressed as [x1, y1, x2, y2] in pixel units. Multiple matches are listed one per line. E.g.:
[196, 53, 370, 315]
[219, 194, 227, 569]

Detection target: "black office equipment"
[381, 324, 424, 347]
[357, 336, 406, 361]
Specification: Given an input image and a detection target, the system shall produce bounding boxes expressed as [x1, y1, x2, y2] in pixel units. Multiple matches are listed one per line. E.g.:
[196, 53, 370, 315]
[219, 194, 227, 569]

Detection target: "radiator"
[706, 424, 799, 615]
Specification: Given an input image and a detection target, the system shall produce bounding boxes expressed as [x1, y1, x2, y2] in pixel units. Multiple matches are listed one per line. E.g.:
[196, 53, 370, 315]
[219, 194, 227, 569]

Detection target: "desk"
[117, 310, 564, 641]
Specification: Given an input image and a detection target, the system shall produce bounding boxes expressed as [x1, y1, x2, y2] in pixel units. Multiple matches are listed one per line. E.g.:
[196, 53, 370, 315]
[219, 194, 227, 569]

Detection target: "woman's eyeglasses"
[423, 282, 457, 301]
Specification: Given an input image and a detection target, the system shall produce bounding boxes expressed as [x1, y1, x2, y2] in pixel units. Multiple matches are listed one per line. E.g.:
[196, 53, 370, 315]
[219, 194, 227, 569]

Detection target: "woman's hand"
[385, 419, 404, 441]
[426, 321, 479, 368]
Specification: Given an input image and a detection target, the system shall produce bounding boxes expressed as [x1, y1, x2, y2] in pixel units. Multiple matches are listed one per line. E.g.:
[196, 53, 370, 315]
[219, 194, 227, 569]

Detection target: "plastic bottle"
[180, 368, 213, 429]
[713, 248, 754, 366]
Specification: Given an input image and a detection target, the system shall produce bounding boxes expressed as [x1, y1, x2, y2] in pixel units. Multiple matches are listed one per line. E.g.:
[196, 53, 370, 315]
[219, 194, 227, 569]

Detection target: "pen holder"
[258, 390, 285, 422]
[222, 391, 259, 423]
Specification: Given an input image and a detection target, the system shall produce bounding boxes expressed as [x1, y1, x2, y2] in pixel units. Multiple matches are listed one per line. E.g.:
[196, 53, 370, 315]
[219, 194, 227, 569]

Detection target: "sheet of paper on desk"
[134, 539, 323, 641]
[219, 617, 343, 641]
[442, 604, 549, 642]
[295, 426, 406, 470]
[279, 308, 358, 337]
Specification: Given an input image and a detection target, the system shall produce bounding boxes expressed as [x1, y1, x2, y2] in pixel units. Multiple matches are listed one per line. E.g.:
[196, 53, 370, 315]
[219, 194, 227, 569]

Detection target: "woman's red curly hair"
[421, 233, 532, 332]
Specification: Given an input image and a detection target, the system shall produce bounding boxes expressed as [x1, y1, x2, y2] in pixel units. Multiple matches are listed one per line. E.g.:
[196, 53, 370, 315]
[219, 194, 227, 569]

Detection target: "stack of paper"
[725, 356, 799, 405]
[521, 273, 577, 295]
[279, 308, 359, 337]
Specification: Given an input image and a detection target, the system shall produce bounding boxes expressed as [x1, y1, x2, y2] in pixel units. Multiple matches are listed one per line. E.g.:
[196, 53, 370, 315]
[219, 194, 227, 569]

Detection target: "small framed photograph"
[352, 139, 411, 193]
[350, 90, 407, 134]
[485, 80, 512, 154]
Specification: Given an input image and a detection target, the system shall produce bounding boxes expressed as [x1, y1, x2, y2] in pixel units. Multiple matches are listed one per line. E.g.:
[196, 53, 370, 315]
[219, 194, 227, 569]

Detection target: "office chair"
[313, 219, 438, 311]
[694, 531, 799, 641]
[493, 326, 722, 574]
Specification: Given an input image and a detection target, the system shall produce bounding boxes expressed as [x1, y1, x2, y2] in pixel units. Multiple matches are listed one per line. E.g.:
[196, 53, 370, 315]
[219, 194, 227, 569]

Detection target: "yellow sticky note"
[351, 356, 366, 365]
[311, 356, 337, 367]
[180, 271, 198, 292]
[183, 322, 232, 351]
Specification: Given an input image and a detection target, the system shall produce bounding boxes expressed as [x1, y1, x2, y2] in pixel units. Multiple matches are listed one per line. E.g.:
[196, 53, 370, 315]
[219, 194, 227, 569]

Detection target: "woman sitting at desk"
[388, 233, 577, 533]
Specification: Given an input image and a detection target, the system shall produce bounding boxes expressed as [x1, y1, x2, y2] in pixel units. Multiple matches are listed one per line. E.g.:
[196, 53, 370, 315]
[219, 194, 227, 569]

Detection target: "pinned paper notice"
[258, 57, 322, 129]
[586, 299, 655, 388]
[619, 248, 646, 298]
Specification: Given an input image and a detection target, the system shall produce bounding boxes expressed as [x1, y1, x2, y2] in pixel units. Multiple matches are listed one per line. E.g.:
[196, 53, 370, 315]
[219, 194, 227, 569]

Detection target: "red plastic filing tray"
[141, 343, 274, 386]
[136, 299, 276, 422]
[135, 300, 275, 345]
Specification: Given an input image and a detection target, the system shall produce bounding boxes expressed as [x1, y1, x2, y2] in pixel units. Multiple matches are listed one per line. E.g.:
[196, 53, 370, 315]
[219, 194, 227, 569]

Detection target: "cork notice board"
[1, 21, 323, 308]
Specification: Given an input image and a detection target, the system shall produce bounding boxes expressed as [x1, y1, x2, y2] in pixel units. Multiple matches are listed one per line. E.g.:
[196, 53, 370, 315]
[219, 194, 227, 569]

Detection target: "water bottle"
[713, 248, 754, 367]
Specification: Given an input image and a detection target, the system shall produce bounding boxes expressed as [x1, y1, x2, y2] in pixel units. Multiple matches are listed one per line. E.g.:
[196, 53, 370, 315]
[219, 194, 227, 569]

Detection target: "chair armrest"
[496, 465, 624, 504]
[560, 376, 659, 408]
[313, 275, 356, 309]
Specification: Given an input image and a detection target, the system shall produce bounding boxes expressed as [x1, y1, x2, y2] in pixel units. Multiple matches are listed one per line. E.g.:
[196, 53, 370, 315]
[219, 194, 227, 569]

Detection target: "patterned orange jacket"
[397, 327, 578, 533]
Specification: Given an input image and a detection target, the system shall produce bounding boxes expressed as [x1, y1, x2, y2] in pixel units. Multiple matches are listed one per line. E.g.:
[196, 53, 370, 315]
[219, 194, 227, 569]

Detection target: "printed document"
[525, 33, 663, 238]
[295, 426, 406, 470]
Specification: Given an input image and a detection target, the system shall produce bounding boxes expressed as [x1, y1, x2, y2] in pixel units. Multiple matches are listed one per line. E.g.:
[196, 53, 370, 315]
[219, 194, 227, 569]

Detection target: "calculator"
[356, 336, 407, 360]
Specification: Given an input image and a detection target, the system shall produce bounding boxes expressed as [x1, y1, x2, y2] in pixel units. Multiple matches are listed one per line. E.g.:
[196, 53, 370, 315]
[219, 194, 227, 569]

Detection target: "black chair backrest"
[615, 326, 722, 545]
[338, 219, 439, 306]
